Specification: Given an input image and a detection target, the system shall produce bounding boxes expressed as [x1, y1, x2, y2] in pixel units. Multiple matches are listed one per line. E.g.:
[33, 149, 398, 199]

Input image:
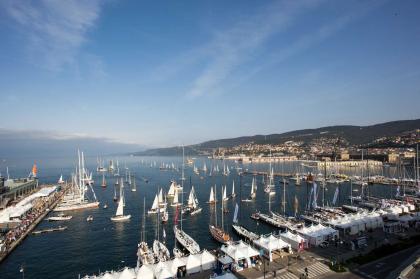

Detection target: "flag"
[174, 205, 179, 225]
[163, 228, 166, 239]
[395, 186, 400, 197]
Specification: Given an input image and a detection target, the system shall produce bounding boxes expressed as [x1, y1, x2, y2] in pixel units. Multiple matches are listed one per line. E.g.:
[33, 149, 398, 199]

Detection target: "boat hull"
[111, 215, 131, 222]
[54, 201, 99, 212]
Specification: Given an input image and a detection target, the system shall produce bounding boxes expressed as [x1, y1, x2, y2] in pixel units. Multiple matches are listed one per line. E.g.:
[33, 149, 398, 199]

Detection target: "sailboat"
[137, 198, 155, 267]
[174, 224, 201, 254]
[54, 150, 99, 212]
[184, 186, 202, 215]
[203, 163, 207, 173]
[171, 189, 181, 207]
[232, 203, 259, 241]
[158, 188, 167, 207]
[110, 182, 131, 221]
[58, 174, 64, 184]
[101, 172, 106, 187]
[222, 185, 229, 201]
[153, 208, 170, 262]
[148, 194, 165, 214]
[167, 180, 177, 197]
[264, 159, 276, 195]
[174, 183, 201, 255]
[242, 177, 256, 202]
[231, 180, 236, 198]
[131, 174, 136, 192]
[209, 186, 231, 244]
[113, 184, 118, 201]
[207, 186, 216, 204]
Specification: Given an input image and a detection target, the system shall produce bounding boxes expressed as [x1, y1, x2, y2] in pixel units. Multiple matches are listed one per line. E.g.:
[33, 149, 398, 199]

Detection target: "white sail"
[158, 188, 164, 203]
[58, 174, 64, 184]
[151, 195, 159, 210]
[209, 186, 215, 203]
[251, 177, 255, 197]
[168, 181, 176, 196]
[233, 203, 239, 223]
[222, 186, 227, 201]
[116, 194, 124, 216]
[188, 187, 195, 207]
[231, 181, 235, 196]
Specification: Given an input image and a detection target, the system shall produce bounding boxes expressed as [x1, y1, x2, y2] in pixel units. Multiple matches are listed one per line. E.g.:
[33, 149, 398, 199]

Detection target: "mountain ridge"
[134, 119, 420, 156]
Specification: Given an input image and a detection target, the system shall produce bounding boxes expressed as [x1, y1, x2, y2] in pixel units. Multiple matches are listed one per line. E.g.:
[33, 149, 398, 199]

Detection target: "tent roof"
[118, 267, 135, 279]
[137, 265, 154, 279]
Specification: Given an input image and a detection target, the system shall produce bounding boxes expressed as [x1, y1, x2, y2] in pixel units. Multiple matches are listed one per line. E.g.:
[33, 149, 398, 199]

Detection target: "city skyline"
[1, 0, 420, 147]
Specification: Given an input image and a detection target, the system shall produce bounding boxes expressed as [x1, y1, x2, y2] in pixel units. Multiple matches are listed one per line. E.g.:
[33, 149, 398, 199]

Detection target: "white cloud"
[185, 0, 324, 98]
[2, 0, 102, 71]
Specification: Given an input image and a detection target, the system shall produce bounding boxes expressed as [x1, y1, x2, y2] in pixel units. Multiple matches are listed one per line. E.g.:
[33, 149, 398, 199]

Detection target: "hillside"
[134, 119, 420, 156]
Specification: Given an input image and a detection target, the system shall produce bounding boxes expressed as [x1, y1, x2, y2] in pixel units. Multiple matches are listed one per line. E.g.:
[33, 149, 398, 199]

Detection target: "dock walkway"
[0, 184, 69, 263]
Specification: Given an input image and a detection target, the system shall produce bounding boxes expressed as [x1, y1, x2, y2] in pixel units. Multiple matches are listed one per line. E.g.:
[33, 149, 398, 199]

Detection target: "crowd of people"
[0, 191, 60, 255]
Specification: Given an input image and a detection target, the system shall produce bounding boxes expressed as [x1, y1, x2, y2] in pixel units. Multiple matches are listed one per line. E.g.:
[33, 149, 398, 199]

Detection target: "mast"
[283, 178, 286, 216]
[239, 174, 242, 223]
[366, 148, 370, 199]
[221, 187, 224, 231]
[215, 184, 217, 227]
[180, 176, 185, 230]
[323, 159, 326, 207]
[142, 198, 146, 242]
[416, 143, 419, 191]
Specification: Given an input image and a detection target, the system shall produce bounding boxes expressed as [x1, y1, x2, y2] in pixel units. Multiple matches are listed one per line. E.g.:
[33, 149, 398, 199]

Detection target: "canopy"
[168, 256, 187, 276]
[186, 254, 201, 274]
[221, 241, 259, 262]
[118, 267, 135, 279]
[214, 272, 238, 278]
[136, 265, 154, 279]
[102, 272, 118, 279]
[201, 250, 216, 270]
[254, 234, 290, 251]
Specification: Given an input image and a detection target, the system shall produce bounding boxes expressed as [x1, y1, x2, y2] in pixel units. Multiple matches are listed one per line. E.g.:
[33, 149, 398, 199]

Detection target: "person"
[305, 267, 308, 277]
[273, 270, 277, 278]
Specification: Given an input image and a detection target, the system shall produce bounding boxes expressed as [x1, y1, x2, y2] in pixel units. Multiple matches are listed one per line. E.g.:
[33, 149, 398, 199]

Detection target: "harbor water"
[0, 155, 400, 278]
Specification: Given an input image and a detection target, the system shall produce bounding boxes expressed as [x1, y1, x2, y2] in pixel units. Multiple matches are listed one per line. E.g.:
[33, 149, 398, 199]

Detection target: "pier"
[32, 226, 67, 235]
[243, 170, 293, 177]
[0, 184, 69, 263]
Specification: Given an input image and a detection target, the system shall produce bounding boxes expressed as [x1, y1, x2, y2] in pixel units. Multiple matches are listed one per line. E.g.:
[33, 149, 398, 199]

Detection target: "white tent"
[200, 250, 216, 270]
[221, 241, 259, 268]
[136, 265, 154, 279]
[297, 224, 338, 246]
[118, 267, 136, 279]
[253, 234, 290, 261]
[168, 256, 187, 276]
[279, 231, 308, 250]
[154, 262, 172, 279]
[186, 253, 201, 274]
[102, 272, 119, 279]
[214, 272, 238, 278]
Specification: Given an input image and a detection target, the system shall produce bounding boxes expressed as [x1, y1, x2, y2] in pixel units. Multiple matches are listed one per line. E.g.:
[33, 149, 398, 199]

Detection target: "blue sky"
[0, 0, 419, 147]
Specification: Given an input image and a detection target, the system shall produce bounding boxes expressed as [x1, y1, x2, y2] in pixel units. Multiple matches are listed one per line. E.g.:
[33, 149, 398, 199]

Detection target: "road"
[354, 245, 420, 279]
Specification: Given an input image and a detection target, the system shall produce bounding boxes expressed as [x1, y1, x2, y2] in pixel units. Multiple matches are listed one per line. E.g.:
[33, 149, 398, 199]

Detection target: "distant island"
[133, 119, 420, 159]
